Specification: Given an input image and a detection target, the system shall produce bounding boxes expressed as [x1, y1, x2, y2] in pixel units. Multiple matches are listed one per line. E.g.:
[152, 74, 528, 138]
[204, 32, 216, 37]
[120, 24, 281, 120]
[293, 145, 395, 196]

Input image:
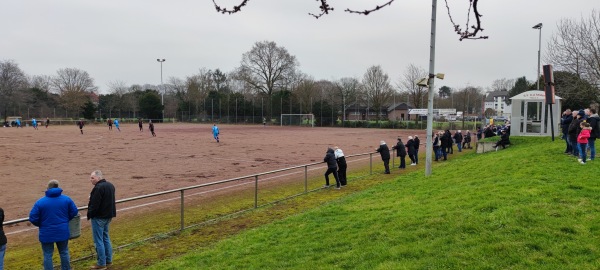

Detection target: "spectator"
[453, 130, 463, 152]
[405, 136, 417, 166]
[433, 132, 442, 161]
[493, 129, 511, 150]
[585, 108, 599, 161]
[476, 127, 482, 141]
[561, 109, 573, 154]
[413, 135, 421, 164]
[334, 147, 347, 186]
[463, 130, 472, 149]
[88, 170, 117, 270]
[0, 207, 6, 270]
[323, 148, 340, 189]
[568, 110, 585, 157]
[375, 141, 391, 174]
[440, 130, 451, 161]
[29, 180, 78, 270]
[577, 122, 592, 164]
[392, 137, 407, 169]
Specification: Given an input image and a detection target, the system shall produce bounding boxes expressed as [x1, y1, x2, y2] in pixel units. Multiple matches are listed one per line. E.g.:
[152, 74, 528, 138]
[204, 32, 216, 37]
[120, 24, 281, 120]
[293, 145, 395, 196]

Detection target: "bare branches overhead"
[213, 0, 487, 40]
[444, 0, 488, 41]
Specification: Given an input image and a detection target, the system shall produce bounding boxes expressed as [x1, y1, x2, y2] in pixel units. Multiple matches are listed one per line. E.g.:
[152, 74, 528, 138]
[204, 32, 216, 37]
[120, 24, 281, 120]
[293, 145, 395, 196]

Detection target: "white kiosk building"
[510, 90, 561, 136]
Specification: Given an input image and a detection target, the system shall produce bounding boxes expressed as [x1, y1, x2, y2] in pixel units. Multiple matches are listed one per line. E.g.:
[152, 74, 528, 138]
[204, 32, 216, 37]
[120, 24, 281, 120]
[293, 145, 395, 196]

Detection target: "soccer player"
[149, 120, 156, 137]
[114, 119, 120, 132]
[32, 118, 38, 130]
[212, 124, 220, 143]
[45, 117, 50, 128]
[78, 120, 84, 134]
[107, 118, 113, 130]
[138, 118, 143, 132]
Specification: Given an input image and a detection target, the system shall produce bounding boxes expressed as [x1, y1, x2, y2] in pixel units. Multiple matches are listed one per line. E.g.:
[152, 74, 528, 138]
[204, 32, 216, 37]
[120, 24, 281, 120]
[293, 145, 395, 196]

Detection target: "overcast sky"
[1, 0, 597, 94]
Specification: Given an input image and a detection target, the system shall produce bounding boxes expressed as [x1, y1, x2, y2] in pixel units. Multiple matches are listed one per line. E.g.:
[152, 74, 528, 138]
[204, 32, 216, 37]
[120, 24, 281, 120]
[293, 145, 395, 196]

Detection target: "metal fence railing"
[2, 149, 403, 268]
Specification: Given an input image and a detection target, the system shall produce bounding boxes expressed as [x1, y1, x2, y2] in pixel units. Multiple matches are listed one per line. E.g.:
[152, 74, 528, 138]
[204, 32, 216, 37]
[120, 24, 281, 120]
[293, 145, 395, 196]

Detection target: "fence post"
[370, 153, 373, 175]
[304, 165, 308, 193]
[254, 175, 259, 208]
[180, 190, 184, 231]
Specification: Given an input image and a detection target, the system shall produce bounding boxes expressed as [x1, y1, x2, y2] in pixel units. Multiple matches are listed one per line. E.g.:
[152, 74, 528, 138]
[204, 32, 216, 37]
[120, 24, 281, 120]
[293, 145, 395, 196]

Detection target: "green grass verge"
[142, 136, 600, 269]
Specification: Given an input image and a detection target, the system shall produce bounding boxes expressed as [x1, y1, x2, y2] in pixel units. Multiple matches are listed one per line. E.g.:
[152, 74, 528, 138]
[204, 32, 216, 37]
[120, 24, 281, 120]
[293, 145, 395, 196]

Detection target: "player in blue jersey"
[212, 124, 220, 143]
[114, 118, 120, 132]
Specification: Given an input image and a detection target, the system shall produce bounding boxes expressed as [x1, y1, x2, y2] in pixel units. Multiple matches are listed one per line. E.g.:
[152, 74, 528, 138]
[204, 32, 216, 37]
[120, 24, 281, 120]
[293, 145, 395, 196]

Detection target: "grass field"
[137, 136, 600, 269]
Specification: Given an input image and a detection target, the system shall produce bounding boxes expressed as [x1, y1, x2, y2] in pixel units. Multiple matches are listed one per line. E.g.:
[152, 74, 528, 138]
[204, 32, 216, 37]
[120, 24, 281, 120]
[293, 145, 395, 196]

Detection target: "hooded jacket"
[587, 114, 600, 139]
[324, 148, 337, 169]
[29, 188, 78, 243]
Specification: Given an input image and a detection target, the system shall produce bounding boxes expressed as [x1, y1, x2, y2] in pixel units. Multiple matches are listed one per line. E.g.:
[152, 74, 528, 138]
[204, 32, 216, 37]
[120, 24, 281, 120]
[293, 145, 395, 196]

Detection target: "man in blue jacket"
[29, 180, 78, 270]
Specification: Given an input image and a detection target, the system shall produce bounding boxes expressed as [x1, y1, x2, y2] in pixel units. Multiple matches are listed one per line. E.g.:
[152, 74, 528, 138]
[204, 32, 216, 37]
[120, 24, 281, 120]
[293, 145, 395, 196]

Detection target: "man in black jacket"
[323, 148, 341, 189]
[88, 170, 116, 270]
[568, 111, 585, 157]
[376, 141, 391, 174]
[586, 108, 600, 160]
[392, 137, 407, 169]
[561, 109, 573, 154]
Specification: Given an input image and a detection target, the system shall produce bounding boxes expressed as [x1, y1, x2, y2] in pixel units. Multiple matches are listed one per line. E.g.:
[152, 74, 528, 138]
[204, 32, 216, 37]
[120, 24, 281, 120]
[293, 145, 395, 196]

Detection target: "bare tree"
[336, 77, 360, 124]
[29, 75, 53, 93]
[490, 78, 515, 92]
[52, 68, 97, 115]
[362, 65, 393, 121]
[0, 60, 28, 120]
[290, 74, 316, 114]
[237, 40, 299, 118]
[546, 10, 600, 85]
[398, 64, 428, 110]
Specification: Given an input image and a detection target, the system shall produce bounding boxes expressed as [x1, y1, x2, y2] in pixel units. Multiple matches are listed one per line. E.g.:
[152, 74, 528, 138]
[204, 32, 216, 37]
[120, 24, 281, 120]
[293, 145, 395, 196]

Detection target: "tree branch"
[345, 0, 395, 16]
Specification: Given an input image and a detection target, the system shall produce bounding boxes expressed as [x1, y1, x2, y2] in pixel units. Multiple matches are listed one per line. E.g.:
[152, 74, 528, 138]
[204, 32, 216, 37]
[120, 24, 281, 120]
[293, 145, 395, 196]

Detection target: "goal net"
[280, 114, 315, 127]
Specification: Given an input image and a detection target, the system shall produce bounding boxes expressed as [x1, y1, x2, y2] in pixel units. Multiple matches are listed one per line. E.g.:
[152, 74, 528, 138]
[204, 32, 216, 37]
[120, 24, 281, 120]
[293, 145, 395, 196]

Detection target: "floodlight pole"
[157, 58, 166, 121]
[425, 0, 438, 176]
[533, 23, 543, 90]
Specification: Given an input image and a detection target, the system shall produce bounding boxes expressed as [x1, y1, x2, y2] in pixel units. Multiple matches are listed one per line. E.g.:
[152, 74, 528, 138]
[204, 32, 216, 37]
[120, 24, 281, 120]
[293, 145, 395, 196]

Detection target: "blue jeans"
[589, 138, 596, 160]
[41, 240, 70, 270]
[0, 244, 6, 270]
[91, 218, 113, 266]
[580, 143, 588, 163]
[457, 142, 462, 152]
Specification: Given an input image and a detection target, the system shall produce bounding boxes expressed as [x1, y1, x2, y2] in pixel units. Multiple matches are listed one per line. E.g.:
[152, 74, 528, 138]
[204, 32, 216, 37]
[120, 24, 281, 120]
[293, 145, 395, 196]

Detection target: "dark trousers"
[337, 158, 347, 185]
[408, 154, 415, 164]
[325, 168, 340, 187]
[399, 155, 406, 168]
[564, 133, 572, 153]
[414, 151, 419, 164]
[383, 159, 390, 173]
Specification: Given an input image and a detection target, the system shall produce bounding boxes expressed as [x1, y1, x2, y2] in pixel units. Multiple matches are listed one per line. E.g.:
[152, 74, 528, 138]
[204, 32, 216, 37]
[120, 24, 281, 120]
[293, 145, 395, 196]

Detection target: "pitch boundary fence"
[3, 149, 401, 267]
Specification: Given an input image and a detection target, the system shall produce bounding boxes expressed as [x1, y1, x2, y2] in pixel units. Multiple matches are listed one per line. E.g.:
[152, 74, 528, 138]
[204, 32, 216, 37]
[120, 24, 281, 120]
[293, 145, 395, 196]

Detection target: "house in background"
[484, 90, 511, 117]
[344, 102, 388, 121]
[387, 102, 413, 121]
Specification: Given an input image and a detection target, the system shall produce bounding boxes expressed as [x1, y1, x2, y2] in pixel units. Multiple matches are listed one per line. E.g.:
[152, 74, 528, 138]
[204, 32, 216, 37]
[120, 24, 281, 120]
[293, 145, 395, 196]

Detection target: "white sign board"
[437, 109, 457, 114]
[408, 109, 428, 114]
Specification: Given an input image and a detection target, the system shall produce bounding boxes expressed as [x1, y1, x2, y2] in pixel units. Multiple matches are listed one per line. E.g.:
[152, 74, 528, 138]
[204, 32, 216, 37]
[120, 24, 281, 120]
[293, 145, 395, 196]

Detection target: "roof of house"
[485, 90, 510, 102]
[387, 102, 413, 112]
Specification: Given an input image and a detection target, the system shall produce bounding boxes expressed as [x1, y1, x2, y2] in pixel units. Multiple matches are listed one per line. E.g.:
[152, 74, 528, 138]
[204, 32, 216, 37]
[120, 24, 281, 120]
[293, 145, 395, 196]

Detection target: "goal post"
[280, 114, 315, 127]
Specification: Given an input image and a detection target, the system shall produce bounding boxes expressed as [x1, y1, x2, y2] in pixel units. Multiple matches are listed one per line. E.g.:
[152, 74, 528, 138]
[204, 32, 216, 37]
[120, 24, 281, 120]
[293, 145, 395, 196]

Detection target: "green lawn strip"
[145, 137, 600, 269]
